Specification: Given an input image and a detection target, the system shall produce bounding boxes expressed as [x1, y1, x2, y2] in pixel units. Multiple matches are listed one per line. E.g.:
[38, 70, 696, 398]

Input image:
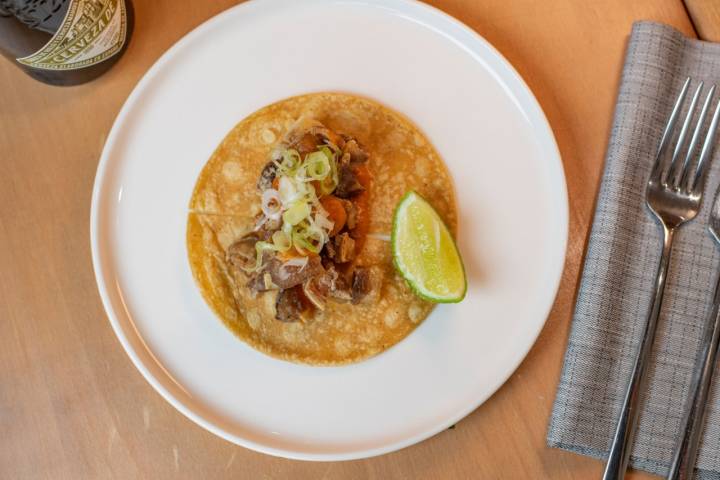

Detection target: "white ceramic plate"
[91, 0, 567, 461]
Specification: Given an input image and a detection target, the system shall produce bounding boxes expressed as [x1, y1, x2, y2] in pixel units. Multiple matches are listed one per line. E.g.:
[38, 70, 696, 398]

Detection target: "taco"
[187, 93, 457, 365]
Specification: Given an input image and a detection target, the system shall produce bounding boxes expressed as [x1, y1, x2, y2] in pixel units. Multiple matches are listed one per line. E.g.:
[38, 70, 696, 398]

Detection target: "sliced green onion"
[278, 176, 300, 205]
[305, 151, 331, 181]
[306, 224, 326, 250]
[323, 142, 340, 154]
[319, 145, 335, 160]
[283, 148, 301, 167]
[292, 222, 325, 254]
[272, 230, 292, 252]
[252, 241, 276, 271]
[303, 146, 336, 195]
[304, 181, 319, 204]
[294, 184, 318, 209]
[283, 201, 310, 226]
[275, 148, 301, 176]
[314, 209, 334, 234]
[292, 231, 316, 254]
[319, 158, 338, 195]
[292, 163, 309, 183]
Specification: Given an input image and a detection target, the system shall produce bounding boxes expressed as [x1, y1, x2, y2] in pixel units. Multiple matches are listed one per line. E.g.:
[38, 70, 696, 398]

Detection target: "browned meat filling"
[226, 120, 376, 322]
[264, 255, 323, 290]
[226, 234, 259, 271]
[345, 140, 369, 165]
[275, 286, 308, 322]
[341, 199, 358, 230]
[256, 161, 277, 191]
[351, 267, 373, 304]
[325, 233, 356, 264]
[335, 164, 365, 198]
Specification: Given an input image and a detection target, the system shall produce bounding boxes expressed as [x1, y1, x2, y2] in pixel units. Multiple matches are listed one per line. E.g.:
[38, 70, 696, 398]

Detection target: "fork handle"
[667, 270, 720, 480]
[602, 226, 676, 480]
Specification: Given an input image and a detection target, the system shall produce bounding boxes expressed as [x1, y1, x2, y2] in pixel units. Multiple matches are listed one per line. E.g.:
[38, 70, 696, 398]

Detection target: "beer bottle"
[0, 0, 133, 85]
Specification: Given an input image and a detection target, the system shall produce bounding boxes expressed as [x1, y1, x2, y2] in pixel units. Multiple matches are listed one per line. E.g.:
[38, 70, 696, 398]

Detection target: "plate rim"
[90, 0, 568, 461]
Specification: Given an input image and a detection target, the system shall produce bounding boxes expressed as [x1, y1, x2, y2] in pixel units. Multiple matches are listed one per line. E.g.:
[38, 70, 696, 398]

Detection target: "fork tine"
[650, 77, 691, 182]
[681, 85, 716, 190]
[668, 81, 704, 187]
[692, 90, 720, 193]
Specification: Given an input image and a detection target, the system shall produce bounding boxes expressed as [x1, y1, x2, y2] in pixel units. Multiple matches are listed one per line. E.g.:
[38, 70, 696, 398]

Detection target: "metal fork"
[602, 77, 720, 480]
[667, 182, 720, 480]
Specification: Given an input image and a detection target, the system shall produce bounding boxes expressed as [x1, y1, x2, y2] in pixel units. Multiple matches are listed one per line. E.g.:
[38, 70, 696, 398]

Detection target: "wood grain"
[685, 0, 720, 41]
[0, 1, 697, 479]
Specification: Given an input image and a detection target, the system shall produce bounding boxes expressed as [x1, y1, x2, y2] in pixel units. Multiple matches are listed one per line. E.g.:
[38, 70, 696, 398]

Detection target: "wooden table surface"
[1, 1, 717, 479]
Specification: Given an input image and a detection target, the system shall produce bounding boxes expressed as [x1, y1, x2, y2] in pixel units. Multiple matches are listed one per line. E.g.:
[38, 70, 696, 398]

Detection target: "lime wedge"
[392, 191, 466, 303]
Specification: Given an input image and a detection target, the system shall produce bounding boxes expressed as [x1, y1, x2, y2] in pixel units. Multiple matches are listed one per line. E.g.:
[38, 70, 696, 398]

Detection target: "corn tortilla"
[187, 93, 457, 365]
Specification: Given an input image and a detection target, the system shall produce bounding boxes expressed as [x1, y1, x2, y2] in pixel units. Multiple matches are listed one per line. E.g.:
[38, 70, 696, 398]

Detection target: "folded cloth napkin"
[548, 22, 720, 478]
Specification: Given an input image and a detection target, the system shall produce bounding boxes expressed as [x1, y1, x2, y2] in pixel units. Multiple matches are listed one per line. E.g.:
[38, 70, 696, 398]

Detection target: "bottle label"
[17, 0, 127, 71]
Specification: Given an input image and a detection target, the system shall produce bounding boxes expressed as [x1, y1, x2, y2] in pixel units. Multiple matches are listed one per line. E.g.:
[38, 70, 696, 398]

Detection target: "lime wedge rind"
[391, 190, 467, 303]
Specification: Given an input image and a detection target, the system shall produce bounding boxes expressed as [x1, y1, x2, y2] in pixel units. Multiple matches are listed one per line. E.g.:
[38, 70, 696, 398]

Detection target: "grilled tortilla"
[187, 93, 457, 365]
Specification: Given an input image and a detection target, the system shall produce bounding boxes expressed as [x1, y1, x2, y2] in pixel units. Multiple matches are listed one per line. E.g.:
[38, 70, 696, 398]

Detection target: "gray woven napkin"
[548, 22, 720, 478]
